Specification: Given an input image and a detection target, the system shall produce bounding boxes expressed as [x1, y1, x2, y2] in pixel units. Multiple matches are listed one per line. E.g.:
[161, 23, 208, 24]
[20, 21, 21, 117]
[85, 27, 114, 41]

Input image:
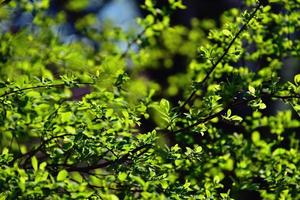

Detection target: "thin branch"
[12, 134, 73, 165]
[172, 98, 250, 135]
[165, 92, 300, 135]
[66, 143, 152, 172]
[179, 3, 262, 112]
[0, 82, 93, 98]
[270, 94, 300, 100]
[120, 24, 152, 59]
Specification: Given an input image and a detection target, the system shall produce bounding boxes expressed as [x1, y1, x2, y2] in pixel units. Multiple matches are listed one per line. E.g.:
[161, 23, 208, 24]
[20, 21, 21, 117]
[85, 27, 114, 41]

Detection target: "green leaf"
[231, 115, 243, 122]
[118, 172, 127, 182]
[195, 146, 202, 153]
[0, 192, 8, 200]
[251, 131, 260, 143]
[160, 98, 170, 112]
[161, 180, 169, 189]
[65, 126, 76, 134]
[39, 162, 47, 171]
[259, 102, 266, 109]
[227, 109, 232, 117]
[57, 170, 68, 181]
[183, 180, 191, 189]
[175, 159, 182, 166]
[213, 176, 220, 184]
[248, 85, 256, 95]
[31, 156, 38, 172]
[272, 148, 286, 156]
[151, 98, 172, 126]
[222, 29, 232, 37]
[131, 176, 145, 186]
[171, 144, 181, 152]
[2, 148, 9, 155]
[71, 172, 83, 183]
[145, 0, 153, 8]
[294, 74, 300, 86]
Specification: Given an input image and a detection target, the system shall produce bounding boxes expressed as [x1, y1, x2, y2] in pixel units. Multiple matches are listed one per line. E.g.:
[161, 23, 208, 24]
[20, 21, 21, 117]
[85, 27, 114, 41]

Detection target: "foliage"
[0, 0, 300, 199]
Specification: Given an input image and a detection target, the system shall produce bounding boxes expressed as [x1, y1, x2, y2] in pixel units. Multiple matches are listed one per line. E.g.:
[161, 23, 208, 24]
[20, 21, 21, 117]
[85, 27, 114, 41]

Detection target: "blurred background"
[3, 0, 241, 41]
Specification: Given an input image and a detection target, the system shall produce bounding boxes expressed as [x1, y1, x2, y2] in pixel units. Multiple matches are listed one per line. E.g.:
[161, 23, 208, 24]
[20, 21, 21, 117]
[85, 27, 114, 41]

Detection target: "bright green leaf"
[248, 85, 256, 95]
[57, 170, 68, 181]
[31, 156, 38, 172]
[118, 172, 127, 182]
[294, 74, 300, 86]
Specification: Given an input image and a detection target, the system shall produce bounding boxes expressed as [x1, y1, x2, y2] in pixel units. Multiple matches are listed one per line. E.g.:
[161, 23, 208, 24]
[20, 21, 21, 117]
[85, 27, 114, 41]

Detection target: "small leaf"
[227, 109, 232, 117]
[272, 148, 286, 156]
[161, 180, 168, 189]
[294, 74, 300, 86]
[175, 159, 182, 166]
[185, 147, 193, 155]
[0, 192, 8, 200]
[195, 146, 202, 153]
[231, 115, 243, 122]
[145, 0, 153, 8]
[213, 176, 220, 184]
[71, 172, 83, 183]
[160, 98, 170, 112]
[251, 131, 260, 143]
[183, 180, 191, 189]
[118, 172, 127, 182]
[259, 103, 266, 109]
[31, 156, 38, 172]
[248, 85, 256, 95]
[65, 126, 76, 134]
[39, 162, 47, 171]
[171, 144, 181, 152]
[57, 170, 68, 181]
[132, 176, 145, 186]
[222, 29, 232, 37]
[2, 148, 9, 155]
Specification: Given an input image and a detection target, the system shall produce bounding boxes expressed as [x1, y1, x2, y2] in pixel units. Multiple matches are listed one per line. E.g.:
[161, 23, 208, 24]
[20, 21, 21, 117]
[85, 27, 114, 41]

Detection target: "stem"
[66, 143, 152, 172]
[120, 24, 152, 59]
[179, 3, 261, 112]
[12, 134, 73, 165]
[169, 92, 300, 135]
[0, 82, 92, 98]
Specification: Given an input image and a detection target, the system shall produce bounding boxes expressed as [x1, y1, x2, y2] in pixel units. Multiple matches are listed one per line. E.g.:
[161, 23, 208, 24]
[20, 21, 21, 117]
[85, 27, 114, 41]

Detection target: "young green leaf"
[31, 156, 38, 172]
[231, 115, 243, 122]
[222, 29, 232, 37]
[294, 74, 300, 86]
[118, 172, 128, 182]
[248, 85, 256, 95]
[160, 98, 170, 113]
[57, 170, 68, 181]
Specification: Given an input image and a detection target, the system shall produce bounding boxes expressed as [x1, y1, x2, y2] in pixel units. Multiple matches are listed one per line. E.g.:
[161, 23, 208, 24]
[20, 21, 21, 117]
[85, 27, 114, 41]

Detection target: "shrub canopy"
[0, 0, 300, 199]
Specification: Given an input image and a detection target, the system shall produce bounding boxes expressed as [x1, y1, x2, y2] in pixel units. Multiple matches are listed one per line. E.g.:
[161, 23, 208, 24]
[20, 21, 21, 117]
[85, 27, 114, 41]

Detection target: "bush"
[0, 0, 299, 199]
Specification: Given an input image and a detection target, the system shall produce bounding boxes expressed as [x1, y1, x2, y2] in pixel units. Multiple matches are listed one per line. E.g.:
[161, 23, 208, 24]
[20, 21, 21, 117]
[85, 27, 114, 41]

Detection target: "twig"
[179, 3, 262, 112]
[0, 82, 93, 98]
[270, 94, 300, 100]
[12, 134, 73, 165]
[172, 98, 252, 135]
[120, 24, 152, 59]
[165, 92, 300, 135]
[66, 143, 152, 172]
